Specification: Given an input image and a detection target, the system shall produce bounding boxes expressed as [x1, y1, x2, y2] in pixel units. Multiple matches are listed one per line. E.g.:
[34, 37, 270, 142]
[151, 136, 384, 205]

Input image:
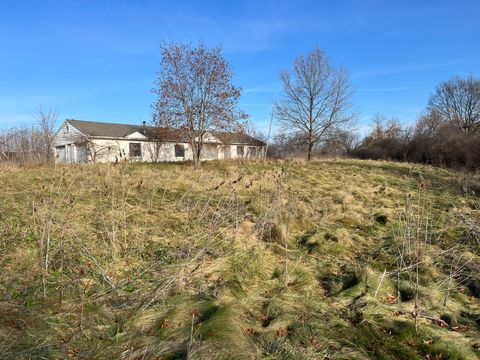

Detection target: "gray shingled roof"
[67, 119, 147, 138]
[66, 119, 266, 146]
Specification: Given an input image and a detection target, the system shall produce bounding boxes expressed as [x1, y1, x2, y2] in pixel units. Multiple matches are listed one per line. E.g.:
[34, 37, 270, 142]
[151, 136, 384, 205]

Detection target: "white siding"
[76, 144, 88, 162]
[202, 144, 220, 160]
[125, 131, 148, 140]
[230, 144, 264, 159]
[53, 121, 88, 164]
[53, 122, 87, 147]
[233, 145, 244, 158]
[87, 140, 264, 163]
[88, 139, 194, 163]
[52, 121, 266, 163]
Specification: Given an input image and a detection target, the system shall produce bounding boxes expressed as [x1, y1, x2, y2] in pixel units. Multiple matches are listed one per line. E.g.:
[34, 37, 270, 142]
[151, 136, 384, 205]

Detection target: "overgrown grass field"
[0, 159, 479, 359]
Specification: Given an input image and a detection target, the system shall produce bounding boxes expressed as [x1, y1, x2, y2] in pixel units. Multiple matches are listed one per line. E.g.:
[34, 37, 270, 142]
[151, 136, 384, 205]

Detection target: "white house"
[52, 119, 267, 164]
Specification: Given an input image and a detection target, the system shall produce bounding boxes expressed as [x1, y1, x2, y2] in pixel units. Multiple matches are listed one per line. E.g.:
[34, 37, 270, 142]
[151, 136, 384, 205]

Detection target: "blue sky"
[1, 0, 479, 134]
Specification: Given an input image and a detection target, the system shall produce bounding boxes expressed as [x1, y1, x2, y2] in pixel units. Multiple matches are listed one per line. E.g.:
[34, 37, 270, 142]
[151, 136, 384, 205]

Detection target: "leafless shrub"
[0, 126, 45, 165]
[0, 106, 58, 165]
[354, 76, 480, 169]
[438, 251, 472, 307]
[35, 106, 58, 163]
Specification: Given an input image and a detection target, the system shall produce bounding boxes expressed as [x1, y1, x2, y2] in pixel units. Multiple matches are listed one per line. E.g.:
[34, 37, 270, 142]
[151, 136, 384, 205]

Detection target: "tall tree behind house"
[152, 41, 248, 168]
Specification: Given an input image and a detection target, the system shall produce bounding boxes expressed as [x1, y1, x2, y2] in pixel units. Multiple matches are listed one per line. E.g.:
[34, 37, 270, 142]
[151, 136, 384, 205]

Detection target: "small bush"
[320, 275, 343, 296]
[459, 311, 480, 330]
[261, 222, 286, 244]
[320, 269, 360, 296]
[342, 271, 361, 290]
[298, 230, 320, 253]
[467, 278, 480, 298]
[398, 284, 415, 302]
[440, 313, 457, 327]
[323, 232, 338, 242]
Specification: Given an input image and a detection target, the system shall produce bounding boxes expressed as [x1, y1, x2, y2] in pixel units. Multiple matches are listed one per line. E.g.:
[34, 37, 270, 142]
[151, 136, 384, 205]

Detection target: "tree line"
[1, 41, 478, 169]
[0, 107, 57, 165]
[152, 41, 480, 170]
[354, 76, 480, 169]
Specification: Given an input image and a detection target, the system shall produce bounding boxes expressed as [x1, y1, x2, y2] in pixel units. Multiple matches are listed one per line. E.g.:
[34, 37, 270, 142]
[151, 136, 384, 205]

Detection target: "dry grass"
[0, 159, 479, 359]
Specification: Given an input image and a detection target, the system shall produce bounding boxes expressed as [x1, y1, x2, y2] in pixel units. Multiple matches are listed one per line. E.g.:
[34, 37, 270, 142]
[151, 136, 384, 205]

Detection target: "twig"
[374, 269, 387, 299]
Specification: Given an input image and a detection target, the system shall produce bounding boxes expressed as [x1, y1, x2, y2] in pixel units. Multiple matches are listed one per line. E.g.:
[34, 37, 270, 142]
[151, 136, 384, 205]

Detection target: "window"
[237, 146, 244, 157]
[175, 144, 185, 157]
[65, 125, 69, 133]
[249, 146, 257, 157]
[129, 143, 142, 157]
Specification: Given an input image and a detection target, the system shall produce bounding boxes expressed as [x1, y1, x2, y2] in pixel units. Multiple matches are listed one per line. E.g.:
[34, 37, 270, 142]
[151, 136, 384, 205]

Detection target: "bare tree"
[428, 75, 480, 134]
[274, 48, 355, 160]
[415, 109, 445, 137]
[244, 120, 268, 143]
[152, 41, 247, 168]
[35, 106, 58, 163]
[0, 126, 44, 165]
[321, 129, 359, 156]
[363, 114, 404, 145]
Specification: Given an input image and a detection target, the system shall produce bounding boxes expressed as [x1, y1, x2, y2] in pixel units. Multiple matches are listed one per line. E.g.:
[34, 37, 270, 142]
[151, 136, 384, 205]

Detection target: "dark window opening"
[249, 147, 257, 157]
[175, 144, 185, 157]
[65, 125, 69, 133]
[237, 146, 244, 157]
[129, 143, 142, 157]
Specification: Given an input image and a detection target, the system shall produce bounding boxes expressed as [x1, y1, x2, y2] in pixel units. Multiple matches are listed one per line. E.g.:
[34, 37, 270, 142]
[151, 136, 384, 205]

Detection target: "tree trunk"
[193, 142, 202, 169]
[307, 142, 313, 161]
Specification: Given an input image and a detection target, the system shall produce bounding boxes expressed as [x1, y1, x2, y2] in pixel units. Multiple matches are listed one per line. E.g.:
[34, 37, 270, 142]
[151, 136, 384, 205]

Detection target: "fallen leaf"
[257, 314, 267, 322]
[386, 293, 398, 304]
[80, 278, 96, 289]
[434, 319, 449, 328]
[451, 325, 467, 332]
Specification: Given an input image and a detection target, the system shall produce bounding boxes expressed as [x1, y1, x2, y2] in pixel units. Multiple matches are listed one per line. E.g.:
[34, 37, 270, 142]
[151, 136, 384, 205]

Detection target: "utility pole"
[264, 110, 274, 160]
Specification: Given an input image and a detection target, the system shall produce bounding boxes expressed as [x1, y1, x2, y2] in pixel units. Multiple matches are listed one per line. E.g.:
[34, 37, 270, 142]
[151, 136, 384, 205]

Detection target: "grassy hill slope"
[0, 159, 479, 359]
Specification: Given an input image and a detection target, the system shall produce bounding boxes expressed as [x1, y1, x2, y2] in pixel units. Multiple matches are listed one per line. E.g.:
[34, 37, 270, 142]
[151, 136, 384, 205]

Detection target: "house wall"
[53, 121, 266, 163]
[53, 122, 88, 164]
[144, 141, 193, 162]
[77, 144, 88, 162]
[203, 144, 219, 160]
[88, 140, 265, 163]
[88, 139, 195, 163]
[53, 122, 86, 146]
[230, 144, 265, 159]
